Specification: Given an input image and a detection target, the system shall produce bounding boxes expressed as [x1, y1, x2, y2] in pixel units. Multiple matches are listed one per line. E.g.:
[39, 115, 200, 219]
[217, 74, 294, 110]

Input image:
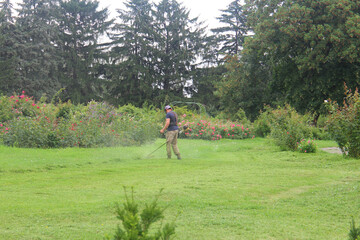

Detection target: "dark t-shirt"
[166, 111, 179, 131]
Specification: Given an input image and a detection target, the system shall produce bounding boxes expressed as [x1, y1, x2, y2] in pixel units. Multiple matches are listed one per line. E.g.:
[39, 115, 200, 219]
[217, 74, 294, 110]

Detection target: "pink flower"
[183, 114, 186, 117]
[37, 106, 40, 109]
[22, 91, 25, 94]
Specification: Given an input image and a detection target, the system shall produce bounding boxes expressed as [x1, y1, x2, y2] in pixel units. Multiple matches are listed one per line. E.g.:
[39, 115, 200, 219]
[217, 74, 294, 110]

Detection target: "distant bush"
[179, 115, 254, 141]
[326, 85, 360, 158]
[254, 105, 312, 151]
[253, 106, 273, 137]
[216, 108, 250, 123]
[0, 93, 158, 148]
[106, 188, 176, 240]
[297, 139, 317, 153]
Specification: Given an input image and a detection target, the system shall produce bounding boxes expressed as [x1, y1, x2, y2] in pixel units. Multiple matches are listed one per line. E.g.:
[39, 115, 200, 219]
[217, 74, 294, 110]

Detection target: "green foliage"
[15, 0, 61, 99]
[107, 188, 176, 240]
[211, 0, 248, 56]
[216, 108, 249, 123]
[118, 104, 145, 118]
[244, 0, 360, 115]
[297, 139, 317, 153]
[55, 101, 73, 120]
[171, 105, 197, 120]
[349, 218, 360, 240]
[215, 54, 271, 121]
[0, 92, 40, 122]
[0, 94, 158, 148]
[258, 105, 312, 151]
[180, 115, 253, 141]
[107, 0, 208, 107]
[326, 86, 360, 158]
[253, 107, 273, 137]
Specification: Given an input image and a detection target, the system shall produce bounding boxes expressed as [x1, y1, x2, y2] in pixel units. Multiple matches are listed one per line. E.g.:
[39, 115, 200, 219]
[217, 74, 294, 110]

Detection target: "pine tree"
[56, 0, 112, 103]
[107, 0, 155, 106]
[15, 0, 60, 99]
[152, 0, 206, 102]
[211, 0, 248, 57]
[0, 0, 19, 95]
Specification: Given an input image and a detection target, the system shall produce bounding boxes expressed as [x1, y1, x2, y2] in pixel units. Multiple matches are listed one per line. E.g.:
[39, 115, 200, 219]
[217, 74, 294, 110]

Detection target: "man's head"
[164, 105, 172, 113]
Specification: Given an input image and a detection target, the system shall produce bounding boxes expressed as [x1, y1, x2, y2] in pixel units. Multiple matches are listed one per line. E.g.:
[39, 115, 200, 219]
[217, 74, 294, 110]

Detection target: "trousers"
[165, 130, 180, 158]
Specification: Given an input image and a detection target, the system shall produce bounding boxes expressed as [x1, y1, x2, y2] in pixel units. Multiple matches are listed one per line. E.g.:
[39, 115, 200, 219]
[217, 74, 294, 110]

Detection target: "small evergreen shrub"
[297, 139, 317, 153]
[326, 85, 360, 158]
[349, 218, 360, 240]
[106, 188, 176, 240]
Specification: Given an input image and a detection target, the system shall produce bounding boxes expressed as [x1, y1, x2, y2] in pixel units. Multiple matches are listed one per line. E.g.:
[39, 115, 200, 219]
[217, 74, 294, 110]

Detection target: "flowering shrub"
[0, 91, 41, 122]
[297, 139, 317, 153]
[179, 116, 254, 141]
[269, 105, 312, 151]
[253, 106, 273, 137]
[326, 85, 360, 158]
[0, 92, 158, 148]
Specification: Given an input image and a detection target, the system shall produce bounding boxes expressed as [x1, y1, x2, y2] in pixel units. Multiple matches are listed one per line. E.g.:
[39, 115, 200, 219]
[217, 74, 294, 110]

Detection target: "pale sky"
[98, 0, 235, 29]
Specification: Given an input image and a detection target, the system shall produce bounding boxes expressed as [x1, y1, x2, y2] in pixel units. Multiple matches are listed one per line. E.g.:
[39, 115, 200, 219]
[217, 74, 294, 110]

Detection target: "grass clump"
[349, 218, 360, 240]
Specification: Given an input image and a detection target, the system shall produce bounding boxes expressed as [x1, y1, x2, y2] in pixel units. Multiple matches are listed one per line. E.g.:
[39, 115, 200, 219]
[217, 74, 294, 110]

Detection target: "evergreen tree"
[152, 0, 206, 102]
[108, 0, 207, 106]
[0, 0, 19, 95]
[107, 0, 155, 106]
[56, 0, 112, 103]
[15, 0, 60, 99]
[211, 0, 248, 57]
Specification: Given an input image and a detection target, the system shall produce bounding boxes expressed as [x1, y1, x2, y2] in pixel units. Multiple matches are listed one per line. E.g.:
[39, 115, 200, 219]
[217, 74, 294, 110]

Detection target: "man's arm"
[160, 118, 170, 134]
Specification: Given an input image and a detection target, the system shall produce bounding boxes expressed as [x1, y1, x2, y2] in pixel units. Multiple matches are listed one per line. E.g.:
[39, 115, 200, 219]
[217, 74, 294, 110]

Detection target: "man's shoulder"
[166, 111, 176, 118]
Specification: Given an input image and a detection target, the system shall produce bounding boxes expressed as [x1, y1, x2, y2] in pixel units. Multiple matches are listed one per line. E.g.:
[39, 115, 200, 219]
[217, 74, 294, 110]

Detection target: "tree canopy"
[0, 0, 359, 120]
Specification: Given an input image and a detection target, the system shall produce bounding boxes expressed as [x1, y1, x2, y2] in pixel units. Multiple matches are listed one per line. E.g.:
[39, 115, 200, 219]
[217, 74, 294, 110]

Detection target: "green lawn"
[0, 138, 359, 239]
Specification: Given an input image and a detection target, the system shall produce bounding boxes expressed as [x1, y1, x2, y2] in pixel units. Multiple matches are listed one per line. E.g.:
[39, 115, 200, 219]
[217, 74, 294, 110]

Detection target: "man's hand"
[160, 129, 164, 134]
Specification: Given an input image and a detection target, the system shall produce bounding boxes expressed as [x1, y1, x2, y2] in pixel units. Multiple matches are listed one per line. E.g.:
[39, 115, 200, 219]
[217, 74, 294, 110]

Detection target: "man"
[160, 105, 181, 160]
